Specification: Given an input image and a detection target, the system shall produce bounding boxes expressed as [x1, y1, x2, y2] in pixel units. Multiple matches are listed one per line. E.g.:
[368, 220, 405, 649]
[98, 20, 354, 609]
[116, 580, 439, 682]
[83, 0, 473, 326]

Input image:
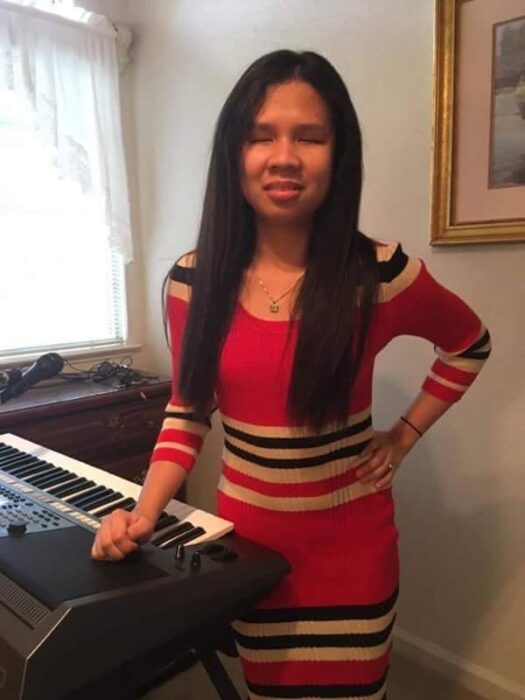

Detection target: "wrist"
[390, 418, 420, 452]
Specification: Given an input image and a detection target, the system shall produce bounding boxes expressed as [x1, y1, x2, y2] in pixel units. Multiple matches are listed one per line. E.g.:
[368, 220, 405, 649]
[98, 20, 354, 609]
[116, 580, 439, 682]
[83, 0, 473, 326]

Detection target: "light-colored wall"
[96, 1, 524, 697]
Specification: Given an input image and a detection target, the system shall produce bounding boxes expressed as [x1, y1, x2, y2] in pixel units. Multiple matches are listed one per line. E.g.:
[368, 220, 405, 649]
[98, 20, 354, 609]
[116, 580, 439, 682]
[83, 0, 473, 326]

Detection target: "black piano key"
[2, 455, 43, 472]
[24, 468, 62, 485]
[0, 444, 16, 456]
[67, 485, 106, 505]
[159, 526, 206, 549]
[25, 467, 63, 485]
[49, 478, 94, 498]
[40, 473, 79, 490]
[153, 514, 179, 532]
[81, 492, 124, 513]
[93, 497, 136, 518]
[31, 470, 72, 489]
[151, 521, 194, 546]
[9, 460, 52, 477]
[73, 487, 115, 510]
[0, 448, 28, 461]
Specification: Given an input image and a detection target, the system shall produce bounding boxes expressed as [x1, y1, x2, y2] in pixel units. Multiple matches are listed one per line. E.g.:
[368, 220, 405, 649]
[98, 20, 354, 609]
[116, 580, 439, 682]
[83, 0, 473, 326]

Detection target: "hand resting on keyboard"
[91, 509, 154, 561]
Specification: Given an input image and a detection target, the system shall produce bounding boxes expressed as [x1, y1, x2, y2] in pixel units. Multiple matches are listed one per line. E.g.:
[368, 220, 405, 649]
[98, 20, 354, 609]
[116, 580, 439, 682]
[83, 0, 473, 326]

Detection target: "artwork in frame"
[431, 0, 525, 245]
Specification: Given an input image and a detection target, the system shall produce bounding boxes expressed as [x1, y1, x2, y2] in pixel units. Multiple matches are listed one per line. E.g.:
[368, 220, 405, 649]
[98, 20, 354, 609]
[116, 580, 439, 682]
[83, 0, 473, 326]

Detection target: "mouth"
[263, 181, 304, 202]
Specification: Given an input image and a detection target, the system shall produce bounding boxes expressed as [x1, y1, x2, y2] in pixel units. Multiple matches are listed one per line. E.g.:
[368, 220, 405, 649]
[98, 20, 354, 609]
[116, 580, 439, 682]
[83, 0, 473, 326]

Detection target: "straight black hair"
[167, 49, 379, 433]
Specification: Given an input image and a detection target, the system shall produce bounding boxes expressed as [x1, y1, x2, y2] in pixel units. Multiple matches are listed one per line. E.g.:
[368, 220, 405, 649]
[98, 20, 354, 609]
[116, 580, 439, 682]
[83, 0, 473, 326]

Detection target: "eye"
[298, 138, 324, 144]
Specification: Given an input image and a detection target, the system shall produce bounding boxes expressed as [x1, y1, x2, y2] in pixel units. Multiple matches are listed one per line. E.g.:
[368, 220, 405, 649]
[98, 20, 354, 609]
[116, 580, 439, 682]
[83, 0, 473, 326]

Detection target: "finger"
[374, 463, 397, 490]
[357, 451, 390, 482]
[99, 523, 128, 560]
[360, 451, 390, 484]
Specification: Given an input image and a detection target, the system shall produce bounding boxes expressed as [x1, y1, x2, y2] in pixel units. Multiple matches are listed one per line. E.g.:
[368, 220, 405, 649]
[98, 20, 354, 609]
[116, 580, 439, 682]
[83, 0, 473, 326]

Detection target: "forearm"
[133, 461, 189, 523]
[390, 390, 452, 451]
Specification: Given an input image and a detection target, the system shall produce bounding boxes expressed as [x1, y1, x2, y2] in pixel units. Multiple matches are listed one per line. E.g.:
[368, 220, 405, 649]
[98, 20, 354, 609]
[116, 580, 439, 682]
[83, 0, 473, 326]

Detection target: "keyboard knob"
[190, 551, 201, 569]
[174, 545, 185, 561]
[8, 521, 27, 536]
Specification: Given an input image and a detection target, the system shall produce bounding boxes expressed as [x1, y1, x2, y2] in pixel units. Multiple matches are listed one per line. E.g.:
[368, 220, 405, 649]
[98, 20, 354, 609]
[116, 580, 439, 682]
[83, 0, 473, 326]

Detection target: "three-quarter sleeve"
[381, 244, 491, 403]
[149, 255, 212, 472]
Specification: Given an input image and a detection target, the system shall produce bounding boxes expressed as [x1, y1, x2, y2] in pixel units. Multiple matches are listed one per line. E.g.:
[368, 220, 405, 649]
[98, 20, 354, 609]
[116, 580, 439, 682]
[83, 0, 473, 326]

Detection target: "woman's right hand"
[91, 508, 155, 561]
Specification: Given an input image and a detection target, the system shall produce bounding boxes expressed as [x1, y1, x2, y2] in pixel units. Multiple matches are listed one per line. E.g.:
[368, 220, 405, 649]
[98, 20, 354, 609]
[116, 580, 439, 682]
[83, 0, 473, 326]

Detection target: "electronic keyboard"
[0, 434, 290, 700]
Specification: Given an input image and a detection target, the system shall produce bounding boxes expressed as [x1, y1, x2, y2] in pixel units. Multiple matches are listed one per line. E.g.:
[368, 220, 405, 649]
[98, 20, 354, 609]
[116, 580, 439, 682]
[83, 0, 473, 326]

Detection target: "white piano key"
[0, 433, 233, 544]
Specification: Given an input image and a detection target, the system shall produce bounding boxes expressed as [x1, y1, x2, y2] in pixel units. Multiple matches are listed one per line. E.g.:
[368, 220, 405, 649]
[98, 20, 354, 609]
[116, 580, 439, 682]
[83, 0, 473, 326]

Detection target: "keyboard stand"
[197, 647, 243, 700]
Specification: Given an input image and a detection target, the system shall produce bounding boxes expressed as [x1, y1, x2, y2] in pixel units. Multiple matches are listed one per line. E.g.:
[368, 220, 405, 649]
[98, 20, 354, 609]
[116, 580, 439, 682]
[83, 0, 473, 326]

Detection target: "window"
[0, 89, 127, 358]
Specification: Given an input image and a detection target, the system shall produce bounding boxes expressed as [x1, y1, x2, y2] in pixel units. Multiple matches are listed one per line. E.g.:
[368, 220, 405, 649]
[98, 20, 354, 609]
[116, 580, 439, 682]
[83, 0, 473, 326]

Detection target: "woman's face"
[240, 80, 335, 227]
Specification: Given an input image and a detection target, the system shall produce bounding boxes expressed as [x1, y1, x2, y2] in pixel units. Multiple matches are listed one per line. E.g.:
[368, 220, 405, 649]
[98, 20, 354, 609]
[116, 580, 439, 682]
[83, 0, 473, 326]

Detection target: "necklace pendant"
[269, 301, 279, 313]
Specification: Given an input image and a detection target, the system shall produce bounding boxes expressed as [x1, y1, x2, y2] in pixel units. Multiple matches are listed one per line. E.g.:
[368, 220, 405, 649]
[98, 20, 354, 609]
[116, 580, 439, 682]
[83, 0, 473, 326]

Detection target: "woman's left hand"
[355, 429, 411, 491]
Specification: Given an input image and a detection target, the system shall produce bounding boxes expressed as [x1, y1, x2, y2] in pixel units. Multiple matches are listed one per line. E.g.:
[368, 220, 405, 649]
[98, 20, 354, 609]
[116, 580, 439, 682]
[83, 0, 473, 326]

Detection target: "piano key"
[9, 460, 53, 477]
[159, 526, 206, 550]
[151, 521, 194, 546]
[25, 467, 64, 485]
[39, 474, 79, 491]
[81, 492, 125, 513]
[2, 455, 43, 472]
[153, 514, 179, 532]
[49, 478, 95, 498]
[91, 497, 136, 518]
[67, 485, 106, 506]
[30, 470, 72, 489]
[74, 488, 117, 510]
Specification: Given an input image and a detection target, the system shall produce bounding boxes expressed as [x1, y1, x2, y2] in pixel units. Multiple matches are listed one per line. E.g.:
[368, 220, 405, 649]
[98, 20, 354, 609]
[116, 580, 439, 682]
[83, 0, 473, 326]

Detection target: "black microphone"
[0, 353, 64, 404]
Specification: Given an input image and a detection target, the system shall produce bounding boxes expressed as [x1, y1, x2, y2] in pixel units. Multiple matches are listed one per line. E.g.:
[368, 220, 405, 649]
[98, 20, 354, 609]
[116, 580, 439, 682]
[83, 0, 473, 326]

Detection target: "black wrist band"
[400, 415, 423, 438]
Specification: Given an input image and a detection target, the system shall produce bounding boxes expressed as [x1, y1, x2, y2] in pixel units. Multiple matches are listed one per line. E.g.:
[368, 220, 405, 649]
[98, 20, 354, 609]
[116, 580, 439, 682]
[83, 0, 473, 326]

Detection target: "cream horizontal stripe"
[166, 401, 203, 413]
[237, 634, 392, 664]
[221, 406, 372, 439]
[248, 681, 387, 700]
[429, 371, 468, 393]
[232, 608, 396, 638]
[154, 441, 197, 457]
[377, 257, 421, 304]
[223, 446, 365, 484]
[435, 352, 486, 373]
[218, 474, 376, 511]
[168, 279, 190, 303]
[226, 423, 374, 461]
[162, 417, 210, 436]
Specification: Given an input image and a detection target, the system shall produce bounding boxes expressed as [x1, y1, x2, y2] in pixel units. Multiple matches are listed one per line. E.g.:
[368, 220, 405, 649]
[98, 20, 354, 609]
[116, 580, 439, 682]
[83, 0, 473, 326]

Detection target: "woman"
[92, 50, 491, 700]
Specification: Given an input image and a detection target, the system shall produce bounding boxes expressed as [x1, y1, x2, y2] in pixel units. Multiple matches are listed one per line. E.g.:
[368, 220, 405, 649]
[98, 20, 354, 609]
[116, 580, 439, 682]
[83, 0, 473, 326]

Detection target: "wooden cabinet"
[0, 377, 172, 483]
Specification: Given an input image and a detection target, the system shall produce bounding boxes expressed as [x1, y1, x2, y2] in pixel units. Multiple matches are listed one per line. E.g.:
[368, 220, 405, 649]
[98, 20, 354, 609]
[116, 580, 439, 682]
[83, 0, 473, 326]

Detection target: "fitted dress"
[150, 241, 491, 700]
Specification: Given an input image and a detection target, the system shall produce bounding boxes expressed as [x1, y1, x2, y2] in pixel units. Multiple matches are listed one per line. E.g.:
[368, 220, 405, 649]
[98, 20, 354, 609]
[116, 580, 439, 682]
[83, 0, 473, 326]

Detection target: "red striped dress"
[150, 241, 491, 700]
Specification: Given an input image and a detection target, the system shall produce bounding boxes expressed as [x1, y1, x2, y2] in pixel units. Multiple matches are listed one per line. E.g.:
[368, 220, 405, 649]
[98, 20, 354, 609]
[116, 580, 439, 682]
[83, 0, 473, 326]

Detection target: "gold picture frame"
[431, 0, 525, 245]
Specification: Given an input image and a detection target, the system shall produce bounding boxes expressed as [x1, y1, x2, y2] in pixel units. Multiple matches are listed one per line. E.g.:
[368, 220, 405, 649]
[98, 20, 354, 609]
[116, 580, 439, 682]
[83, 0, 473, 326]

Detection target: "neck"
[252, 219, 310, 272]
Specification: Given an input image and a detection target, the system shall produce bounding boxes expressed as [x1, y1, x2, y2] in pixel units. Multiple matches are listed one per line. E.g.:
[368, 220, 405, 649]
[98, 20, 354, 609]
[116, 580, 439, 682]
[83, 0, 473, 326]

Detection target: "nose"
[267, 137, 301, 169]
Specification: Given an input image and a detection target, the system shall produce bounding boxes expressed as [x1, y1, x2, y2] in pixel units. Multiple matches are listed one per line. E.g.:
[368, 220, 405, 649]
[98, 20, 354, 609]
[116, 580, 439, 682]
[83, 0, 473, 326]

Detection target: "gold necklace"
[254, 271, 306, 313]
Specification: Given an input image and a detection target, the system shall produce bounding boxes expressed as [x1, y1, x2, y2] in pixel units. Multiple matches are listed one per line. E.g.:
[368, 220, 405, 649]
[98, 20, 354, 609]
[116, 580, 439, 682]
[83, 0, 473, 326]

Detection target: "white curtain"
[0, 0, 133, 262]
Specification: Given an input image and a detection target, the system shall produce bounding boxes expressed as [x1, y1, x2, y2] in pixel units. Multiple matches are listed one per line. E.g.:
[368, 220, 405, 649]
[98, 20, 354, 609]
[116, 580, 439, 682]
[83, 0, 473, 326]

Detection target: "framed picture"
[431, 0, 525, 245]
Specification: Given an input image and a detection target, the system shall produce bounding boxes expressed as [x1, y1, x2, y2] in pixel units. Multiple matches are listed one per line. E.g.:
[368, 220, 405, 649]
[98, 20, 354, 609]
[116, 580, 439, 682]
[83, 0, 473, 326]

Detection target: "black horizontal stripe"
[240, 588, 398, 623]
[460, 330, 490, 355]
[225, 436, 371, 469]
[457, 349, 491, 360]
[246, 669, 388, 698]
[169, 263, 194, 285]
[223, 415, 372, 450]
[235, 617, 395, 651]
[377, 243, 408, 283]
[164, 410, 211, 428]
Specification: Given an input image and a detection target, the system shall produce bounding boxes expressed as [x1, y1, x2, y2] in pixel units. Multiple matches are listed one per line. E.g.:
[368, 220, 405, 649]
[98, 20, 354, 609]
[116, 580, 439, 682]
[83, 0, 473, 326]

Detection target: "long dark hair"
[168, 50, 379, 433]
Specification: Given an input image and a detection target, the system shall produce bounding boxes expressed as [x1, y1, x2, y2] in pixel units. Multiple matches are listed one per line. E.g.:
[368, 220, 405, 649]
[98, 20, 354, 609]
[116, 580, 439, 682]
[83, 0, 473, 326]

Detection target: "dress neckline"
[237, 301, 299, 333]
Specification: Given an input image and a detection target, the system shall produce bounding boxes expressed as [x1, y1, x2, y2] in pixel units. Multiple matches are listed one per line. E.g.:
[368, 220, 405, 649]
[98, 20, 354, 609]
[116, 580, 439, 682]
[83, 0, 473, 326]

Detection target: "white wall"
[97, 0, 525, 696]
